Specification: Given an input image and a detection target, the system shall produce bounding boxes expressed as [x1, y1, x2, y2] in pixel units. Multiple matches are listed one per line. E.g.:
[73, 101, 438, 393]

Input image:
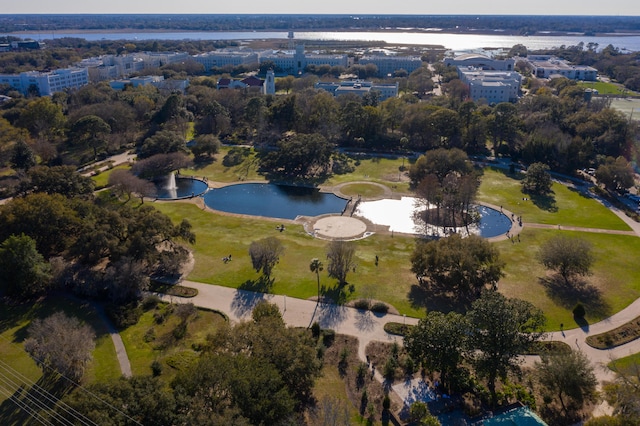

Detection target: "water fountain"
[154, 171, 209, 200]
[165, 171, 178, 199]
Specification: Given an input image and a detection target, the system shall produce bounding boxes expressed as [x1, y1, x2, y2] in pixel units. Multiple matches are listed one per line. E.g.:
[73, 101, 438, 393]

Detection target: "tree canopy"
[410, 234, 504, 299]
[466, 291, 546, 407]
[24, 311, 96, 381]
[538, 235, 594, 285]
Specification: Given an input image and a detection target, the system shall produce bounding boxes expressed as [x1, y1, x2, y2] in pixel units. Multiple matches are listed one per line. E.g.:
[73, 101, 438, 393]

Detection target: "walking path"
[91, 303, 132, 378]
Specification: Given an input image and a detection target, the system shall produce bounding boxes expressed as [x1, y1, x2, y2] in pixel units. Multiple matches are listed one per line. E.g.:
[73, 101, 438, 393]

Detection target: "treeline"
[3, 14, 640, 34]
[0, 62, 636, 185]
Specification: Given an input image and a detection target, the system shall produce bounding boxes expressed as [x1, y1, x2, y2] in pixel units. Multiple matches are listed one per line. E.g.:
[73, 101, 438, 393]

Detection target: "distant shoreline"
[8, 27, 640, 38]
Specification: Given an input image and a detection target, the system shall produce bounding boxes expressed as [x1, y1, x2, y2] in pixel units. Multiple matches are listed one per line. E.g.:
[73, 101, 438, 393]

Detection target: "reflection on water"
[204, 183, 348, 220]
[155, 177, 209, 199]
[355, 197, 511, 238]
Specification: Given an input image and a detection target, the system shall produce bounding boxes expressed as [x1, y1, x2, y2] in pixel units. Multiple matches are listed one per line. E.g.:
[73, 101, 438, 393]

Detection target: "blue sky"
[2, 0, 638, 16]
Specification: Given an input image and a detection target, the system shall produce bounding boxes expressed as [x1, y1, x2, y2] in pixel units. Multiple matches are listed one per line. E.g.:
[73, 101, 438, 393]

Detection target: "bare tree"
[108, 169, 157, 202]
[103, 257, 150, 304]
[24, 312, 96, 381]
[326, 240, 356, 285]
[249, 237, 284, 280]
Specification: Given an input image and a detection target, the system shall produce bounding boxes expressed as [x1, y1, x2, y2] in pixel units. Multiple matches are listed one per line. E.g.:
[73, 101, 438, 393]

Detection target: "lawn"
[153, 201, 423, 317]
[0, 295, 121, 406]
[608, 352, 640, 374]
[153, 161, 640, 331]
[181, 146, 265, 183]
[91, 164, 130, 189]
[577, 81, 635, 96]
[477, 167, 631, 231]
[495, 228, 640, 330]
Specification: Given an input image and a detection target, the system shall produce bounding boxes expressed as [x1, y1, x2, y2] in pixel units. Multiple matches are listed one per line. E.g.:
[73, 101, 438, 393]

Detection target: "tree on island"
[410, 148, 479, 233]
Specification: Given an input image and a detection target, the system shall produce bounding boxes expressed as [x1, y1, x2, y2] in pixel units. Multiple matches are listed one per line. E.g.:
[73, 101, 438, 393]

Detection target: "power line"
[0, 373, 56, 426]
[0, 360, 97, 426]
[0, 331, 142, 425]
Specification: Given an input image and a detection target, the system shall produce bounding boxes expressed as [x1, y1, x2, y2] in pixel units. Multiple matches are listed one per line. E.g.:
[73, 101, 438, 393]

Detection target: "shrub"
[311, 321, 321, 339]
[370, 302, 389, 314]
[383, 357, 397, 381]
[142, 295, 161, 311]
[404, 356, 415, 376]
[356, 363, 367, 389]
[573, 302, 586, 318]
[150, 359, 163, 376]
[144, 327, 156, 343]
[106, 301, 142, 329]
[321, 329, 335, 347]
[172, 322, 187, 340]
[382, 394, 391, 411]
[384, 322, 413, 336]
[354, 299, 370, 310]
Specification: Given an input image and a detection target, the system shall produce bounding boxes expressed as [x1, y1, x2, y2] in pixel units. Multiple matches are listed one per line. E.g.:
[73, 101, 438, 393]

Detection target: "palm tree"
[309, 258, 323, 305]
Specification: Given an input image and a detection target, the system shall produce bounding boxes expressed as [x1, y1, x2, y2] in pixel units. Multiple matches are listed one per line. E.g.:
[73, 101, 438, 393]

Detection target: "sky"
[2, 0, 639, 16]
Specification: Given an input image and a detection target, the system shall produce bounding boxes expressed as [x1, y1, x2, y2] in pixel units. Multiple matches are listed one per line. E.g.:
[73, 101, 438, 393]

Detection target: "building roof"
[454, 53, 492, 61]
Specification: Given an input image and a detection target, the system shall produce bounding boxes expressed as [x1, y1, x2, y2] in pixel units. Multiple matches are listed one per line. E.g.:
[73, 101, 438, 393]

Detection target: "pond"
[203, 183, 348, 220]
[202, 184, 511, 238]
[355, 197, 511, 238]
[154, 175, 209, 200]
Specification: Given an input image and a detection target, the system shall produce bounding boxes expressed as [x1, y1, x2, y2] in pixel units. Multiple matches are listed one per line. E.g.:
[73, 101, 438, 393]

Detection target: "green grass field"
[477, 167, 631, 230]
[578, 81, 633, 96]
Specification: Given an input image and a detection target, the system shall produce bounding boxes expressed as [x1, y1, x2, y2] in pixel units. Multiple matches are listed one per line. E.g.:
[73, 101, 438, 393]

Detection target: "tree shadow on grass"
[407, 284, 468, 315]
[539, 275, 611, 324]
[567, 184, 592, 199]
[232, 277, 273, 319]
[529, 192, 558, 212]
[0, 373, 74, 425]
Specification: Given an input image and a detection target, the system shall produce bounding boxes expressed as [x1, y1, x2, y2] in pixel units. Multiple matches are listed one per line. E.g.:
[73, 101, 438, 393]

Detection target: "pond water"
[154, 176, 209, 199]
[355, 196, 511, 238]
[202, 183, 510, 237]
[203, 183, 348, 220]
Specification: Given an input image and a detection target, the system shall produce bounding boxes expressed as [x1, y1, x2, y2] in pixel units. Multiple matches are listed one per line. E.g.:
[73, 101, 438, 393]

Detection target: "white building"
[315, 80, 399, 101]
[458, 67, 521, 104]
[526, 55, 597, 81]
[259, 44, 350, 75]
[0, 67, 89, 96]
[192, 50, 259, 71]
[78, 52, 189, 82]
[444, 53, 515, 71]
[358, 55, 423, 77]
[109, 75, 165, 90]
